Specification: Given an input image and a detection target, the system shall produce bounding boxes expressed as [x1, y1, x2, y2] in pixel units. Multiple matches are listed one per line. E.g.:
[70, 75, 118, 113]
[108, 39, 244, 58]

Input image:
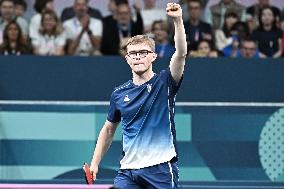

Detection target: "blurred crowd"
[0, 0, 284, 58]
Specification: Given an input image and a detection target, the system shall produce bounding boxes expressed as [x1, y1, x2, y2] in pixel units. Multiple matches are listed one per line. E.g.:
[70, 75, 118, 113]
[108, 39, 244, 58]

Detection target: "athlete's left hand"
[166, 3, 182, 18]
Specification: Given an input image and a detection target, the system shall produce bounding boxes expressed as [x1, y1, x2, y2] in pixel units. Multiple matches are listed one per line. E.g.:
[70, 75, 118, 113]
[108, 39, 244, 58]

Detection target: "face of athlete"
[125, 43, 157, 75]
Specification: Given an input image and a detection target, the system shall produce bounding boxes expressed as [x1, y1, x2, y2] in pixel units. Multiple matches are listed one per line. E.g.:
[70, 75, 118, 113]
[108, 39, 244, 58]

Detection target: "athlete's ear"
[152, 52, 157, 61]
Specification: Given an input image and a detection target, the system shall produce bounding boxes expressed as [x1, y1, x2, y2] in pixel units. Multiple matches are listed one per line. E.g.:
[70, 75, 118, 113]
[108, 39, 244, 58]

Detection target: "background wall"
[0, 56, 284, 184]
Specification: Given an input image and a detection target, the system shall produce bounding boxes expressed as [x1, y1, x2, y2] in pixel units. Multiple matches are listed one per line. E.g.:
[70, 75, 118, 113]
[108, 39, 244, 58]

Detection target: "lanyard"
[117, 22, 132, 40]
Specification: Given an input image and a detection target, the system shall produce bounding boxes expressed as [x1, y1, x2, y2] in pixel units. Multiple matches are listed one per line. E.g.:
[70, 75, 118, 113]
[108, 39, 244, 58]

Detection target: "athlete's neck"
[132, 70, 155, 86]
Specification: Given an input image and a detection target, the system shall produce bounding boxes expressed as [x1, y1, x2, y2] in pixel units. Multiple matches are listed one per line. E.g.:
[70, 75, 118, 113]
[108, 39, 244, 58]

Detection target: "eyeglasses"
[127, 50, 154, 59]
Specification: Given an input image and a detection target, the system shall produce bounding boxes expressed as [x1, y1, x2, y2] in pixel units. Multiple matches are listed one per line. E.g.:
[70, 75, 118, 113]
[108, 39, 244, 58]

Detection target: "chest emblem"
[147, 84, 152, 93]
[124, 95, 130, 102]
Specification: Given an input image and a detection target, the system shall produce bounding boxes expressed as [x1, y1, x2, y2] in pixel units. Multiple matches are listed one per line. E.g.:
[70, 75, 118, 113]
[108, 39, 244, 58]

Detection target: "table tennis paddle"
[83, 163, 94, 185]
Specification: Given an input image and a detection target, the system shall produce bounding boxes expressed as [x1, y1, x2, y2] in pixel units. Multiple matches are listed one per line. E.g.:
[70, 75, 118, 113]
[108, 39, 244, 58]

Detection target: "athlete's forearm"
[91, 121, 117, 167]
[169, 13, 187, 83]
[173, 17, 187, 58]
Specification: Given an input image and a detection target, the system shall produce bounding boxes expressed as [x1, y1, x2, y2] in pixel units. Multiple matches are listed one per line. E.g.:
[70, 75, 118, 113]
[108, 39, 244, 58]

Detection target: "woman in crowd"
[32, 10, 66, 56]
[29, 0, 54, 40]
[0, 20, 31, 55]
[214, 11, 239, 51]
[191, 39, 219, 57]
[151, 20, 175, 58]
[252, 6, 282, 58]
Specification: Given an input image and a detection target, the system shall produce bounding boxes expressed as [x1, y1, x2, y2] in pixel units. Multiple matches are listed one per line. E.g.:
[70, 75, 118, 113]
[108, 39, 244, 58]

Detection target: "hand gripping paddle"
[83, 163, 94, 184]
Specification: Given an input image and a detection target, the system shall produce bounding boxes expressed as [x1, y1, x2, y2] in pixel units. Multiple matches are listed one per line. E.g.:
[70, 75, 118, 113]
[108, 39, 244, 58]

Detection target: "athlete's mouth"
[133, 63, 144, 66]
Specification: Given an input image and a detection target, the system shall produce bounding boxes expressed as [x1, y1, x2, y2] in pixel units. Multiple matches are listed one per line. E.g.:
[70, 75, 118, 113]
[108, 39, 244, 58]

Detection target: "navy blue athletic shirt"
[107, 68, 182, 169]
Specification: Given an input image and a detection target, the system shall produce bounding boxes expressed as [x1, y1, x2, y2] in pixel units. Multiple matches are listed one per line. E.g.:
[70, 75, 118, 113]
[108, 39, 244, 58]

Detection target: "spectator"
[190, 39, 219, 57]
[222, 21, 250, 57]
[100, 2, 143, 55]
[252, 6, 282, 58]
[0, 0, 28, 43]
[0, 20, 31, 55]
[105, 0, 118, 19]
[32, 10, 66, 56]
[214, 11, 238, 50]
[140, 0, 167, 33]
[103, 0, 128, 24]
[184, 0, 212, 51]
[245, 13, 257, 34]
[151, 20, 175, 58]
[29, 0, 54, 40]
[246, 0, 281, 26]
[236, 37, 260, 58]
[63, 0, 102, 56]
[206, 0, 246, 30]
[179, 0, 209, 22]
[61, 0, 102, 22]
[14, 0, 27, 18]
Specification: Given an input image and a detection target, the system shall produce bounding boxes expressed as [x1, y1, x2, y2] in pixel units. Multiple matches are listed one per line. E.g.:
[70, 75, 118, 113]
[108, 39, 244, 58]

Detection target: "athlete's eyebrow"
[128, 50, 153, 53]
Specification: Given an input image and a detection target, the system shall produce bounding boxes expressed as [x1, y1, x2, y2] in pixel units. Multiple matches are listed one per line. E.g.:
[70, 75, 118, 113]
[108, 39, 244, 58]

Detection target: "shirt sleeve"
[107, 92, 121, 123]
[164, 68, 183, 96]
[90, 19, 102, 36]
[56, 32, 67, 46]
[62, 21, 73, 40]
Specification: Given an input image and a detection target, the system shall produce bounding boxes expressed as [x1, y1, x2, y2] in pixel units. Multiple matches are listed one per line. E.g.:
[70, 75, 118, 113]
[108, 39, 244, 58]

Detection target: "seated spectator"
[190, 39, 219, 57]
[29, 0, 54, 41]
[63, 0, 102, 56]
[236, 37, 260, 58]
[184, 0, 213, 51]
[14, 0, 27, 18]
[0, 0, 28, 43]
[222, 21, 250, 57]
[140, 0, 168, 33]
[246, 0, 281, 27]
[206, 0, 246, 30]
[151, 20, 175, 58]
[100, 2, 143, 55]
[245, 13, 257, 34]
[180, 0, 208, 22]
[32, 10, 66, 56]
[214, 11, 238, 50]
[0, 20, 31, 55]
[252, 6, 282, 58]
[103, 0, 128, 23]
[61, 0, 102, 22]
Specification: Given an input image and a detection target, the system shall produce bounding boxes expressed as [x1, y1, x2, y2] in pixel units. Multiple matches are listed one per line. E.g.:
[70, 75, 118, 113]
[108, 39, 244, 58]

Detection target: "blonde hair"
[39, 9, 63, 36]
[121, 35, 155, 55]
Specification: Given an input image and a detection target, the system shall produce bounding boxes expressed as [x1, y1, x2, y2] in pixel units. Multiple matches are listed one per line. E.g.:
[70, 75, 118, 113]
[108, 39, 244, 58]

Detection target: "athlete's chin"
[133, 69, 147, 75]
[132, 67, 148, 75]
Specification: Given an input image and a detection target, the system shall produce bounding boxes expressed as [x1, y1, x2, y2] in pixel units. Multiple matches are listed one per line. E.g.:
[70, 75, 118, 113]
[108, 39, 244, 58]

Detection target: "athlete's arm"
[167, 3, 187, 84]
[89, 120, 119, 181]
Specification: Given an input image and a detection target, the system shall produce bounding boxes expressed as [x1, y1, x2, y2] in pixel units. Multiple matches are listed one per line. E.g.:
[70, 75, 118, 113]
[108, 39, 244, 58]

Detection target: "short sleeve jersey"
[107, 69, 182, 169]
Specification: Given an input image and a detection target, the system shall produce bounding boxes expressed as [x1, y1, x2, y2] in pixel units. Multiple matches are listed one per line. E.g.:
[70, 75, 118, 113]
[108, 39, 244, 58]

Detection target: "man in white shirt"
[63, 0, 102, 56]
[140, 0, 168, 33]
[0, 0, 28, 43]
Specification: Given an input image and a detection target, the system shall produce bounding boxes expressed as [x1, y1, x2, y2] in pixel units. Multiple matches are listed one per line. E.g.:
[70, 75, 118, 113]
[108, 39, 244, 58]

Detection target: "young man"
[86, 3, 187, 188]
